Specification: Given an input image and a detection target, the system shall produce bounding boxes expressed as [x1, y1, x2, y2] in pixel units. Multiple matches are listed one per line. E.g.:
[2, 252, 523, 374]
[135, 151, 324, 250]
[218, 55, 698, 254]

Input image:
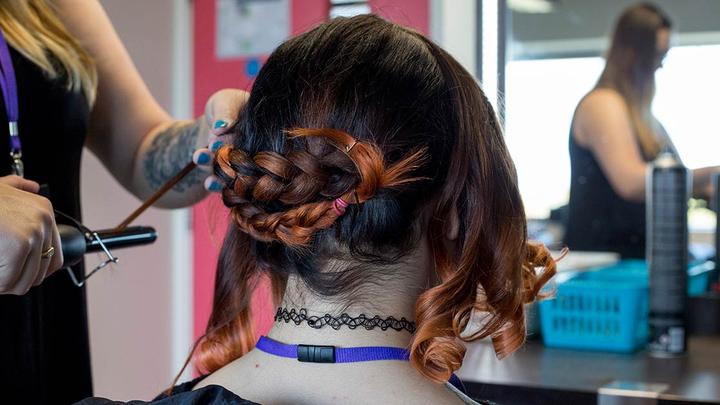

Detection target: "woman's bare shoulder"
[578, 88, 626, 114]
[194, 351, 471, 404]
[574, 88, 630, 145]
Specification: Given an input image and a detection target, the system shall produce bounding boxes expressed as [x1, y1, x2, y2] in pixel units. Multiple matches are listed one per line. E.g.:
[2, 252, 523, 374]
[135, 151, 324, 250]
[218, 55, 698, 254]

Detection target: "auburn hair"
[596, 3, 672, 159]
[192, 14, 556, 383]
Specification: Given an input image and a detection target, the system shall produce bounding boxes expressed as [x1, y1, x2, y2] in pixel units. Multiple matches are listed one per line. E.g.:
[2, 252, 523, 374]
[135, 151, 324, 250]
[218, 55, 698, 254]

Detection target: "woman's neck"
[266, 258, 428, 349]
[197, 245, 466, 405]
[266, 306, 416, 349]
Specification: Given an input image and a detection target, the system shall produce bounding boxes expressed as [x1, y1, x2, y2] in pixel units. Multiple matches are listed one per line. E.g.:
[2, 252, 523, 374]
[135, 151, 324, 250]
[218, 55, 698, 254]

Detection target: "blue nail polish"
[196, 153, 211, 165]
[213, 120, 228, 130]
[209, 181, 223, 192]
[211, 140, 224, 152]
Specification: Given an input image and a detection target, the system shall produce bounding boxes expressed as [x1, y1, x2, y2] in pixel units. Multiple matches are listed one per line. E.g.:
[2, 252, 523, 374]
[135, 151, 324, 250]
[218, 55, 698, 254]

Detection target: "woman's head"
[198, 14, 554, 383]
[607, 3, 672, 73]
[598, 3, 672, 158]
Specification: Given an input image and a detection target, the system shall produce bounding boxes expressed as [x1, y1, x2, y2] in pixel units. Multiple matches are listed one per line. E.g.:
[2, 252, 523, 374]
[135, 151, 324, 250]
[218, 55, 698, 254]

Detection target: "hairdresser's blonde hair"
[0, 0, 97, 104]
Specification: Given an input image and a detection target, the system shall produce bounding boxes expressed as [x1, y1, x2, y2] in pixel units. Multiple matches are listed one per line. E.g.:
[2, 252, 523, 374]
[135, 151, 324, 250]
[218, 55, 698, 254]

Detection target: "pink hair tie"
[333, 197, 349, 216]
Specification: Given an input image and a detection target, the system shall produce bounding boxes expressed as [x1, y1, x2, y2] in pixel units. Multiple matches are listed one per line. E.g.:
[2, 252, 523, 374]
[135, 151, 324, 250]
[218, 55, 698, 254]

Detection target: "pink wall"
[371, 0, 429, 34]
[191, 0, 429, 350]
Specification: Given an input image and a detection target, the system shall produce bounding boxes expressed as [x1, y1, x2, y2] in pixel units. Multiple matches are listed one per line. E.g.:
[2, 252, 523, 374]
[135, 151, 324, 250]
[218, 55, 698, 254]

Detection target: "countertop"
[457, 336, 720, 404]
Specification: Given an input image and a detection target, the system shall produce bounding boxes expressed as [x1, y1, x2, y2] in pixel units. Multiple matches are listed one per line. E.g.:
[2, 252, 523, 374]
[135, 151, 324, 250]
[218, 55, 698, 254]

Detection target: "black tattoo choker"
[274, 307, 416, 333]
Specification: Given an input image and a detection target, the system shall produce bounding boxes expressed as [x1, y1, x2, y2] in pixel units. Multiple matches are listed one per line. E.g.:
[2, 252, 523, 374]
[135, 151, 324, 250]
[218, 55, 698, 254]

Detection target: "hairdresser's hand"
[192, 89, 250, 192]
[0, 176, 63, 295]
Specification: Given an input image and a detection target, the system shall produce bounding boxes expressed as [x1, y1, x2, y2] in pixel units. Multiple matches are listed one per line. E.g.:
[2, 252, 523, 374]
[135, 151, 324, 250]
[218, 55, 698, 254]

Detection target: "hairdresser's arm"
[658, 123, 718, 199]
[577, 90, 719, 202]
[575, 89, 648, 202]
[52, 0, 246, 208]
[692, 167, 718, 200]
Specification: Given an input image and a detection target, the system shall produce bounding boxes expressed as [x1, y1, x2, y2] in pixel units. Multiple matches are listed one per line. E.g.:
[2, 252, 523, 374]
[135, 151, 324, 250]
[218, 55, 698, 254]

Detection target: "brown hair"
[597, 3, 672, 159]
[191, 15, 556, 383]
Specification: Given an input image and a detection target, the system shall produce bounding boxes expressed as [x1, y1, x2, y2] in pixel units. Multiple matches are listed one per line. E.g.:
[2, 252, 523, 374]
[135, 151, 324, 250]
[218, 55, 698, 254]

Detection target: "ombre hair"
[193, 14, 555, 383]
[597, 3, 672, 159]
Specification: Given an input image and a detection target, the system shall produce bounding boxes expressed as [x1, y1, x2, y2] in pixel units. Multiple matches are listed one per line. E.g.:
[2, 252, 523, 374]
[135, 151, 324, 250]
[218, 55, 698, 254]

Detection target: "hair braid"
[214, 128, 426, 248]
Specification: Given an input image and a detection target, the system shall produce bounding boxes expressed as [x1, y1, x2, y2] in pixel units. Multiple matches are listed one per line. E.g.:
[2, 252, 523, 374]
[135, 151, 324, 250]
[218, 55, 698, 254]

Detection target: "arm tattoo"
[143, 120, 205, 192]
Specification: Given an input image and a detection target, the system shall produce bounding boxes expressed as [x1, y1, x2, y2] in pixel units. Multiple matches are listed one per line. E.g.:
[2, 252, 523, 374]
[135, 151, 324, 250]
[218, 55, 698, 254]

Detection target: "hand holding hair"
[116, 89, 249, 229]
[192, 89, 250, 192]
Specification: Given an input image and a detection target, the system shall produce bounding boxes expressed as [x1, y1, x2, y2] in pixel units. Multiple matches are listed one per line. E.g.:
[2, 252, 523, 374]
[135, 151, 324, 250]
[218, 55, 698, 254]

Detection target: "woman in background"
[565, 3, 718, 258]
[0, 0, 243, 403]
[79, 14, 556, 405]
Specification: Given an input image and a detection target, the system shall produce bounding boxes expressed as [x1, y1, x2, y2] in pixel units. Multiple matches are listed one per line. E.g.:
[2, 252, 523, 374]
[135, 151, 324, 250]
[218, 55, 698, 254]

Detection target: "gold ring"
[41, 246, 55, 259]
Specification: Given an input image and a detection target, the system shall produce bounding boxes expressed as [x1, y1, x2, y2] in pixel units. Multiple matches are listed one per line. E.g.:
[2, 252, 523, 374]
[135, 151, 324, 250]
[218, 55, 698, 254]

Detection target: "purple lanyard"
[0, 28, 22, 177]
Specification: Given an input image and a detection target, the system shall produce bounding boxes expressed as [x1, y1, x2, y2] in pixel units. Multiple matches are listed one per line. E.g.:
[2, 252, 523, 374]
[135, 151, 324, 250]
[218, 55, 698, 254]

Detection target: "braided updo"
[213, 128, 426, 247]
[192, 14, 556, 384]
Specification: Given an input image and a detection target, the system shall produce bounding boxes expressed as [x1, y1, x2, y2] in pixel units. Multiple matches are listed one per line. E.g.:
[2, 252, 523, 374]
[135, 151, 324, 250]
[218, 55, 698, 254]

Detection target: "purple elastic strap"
[256, 336, 409, 363]
[255, 336, 467, 394]
[256, 336, 297, 359]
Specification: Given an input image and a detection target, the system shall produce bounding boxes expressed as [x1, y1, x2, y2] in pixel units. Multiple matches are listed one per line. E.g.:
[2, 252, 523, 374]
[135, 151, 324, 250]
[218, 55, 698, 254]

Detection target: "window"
[504, 44, 720, 220]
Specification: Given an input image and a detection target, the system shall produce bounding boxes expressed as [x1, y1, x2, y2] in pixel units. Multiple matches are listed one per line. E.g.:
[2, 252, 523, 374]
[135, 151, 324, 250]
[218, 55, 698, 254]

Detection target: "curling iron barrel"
[58, 224, 158, 268]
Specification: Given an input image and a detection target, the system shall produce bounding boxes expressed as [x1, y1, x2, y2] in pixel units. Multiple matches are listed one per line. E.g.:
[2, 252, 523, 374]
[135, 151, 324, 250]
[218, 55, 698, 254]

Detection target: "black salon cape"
[75, 377, 258, 405]
[0, 46, 93, 404]
[75, 376, 497, 405]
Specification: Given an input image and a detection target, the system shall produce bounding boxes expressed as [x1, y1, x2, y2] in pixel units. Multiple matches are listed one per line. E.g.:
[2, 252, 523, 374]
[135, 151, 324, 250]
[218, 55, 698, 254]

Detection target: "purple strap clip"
[0, 28, 22, 177]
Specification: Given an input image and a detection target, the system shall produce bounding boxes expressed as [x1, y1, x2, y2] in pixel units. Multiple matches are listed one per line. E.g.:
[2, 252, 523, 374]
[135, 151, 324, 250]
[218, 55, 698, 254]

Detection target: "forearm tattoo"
[143, 120, 205, 192]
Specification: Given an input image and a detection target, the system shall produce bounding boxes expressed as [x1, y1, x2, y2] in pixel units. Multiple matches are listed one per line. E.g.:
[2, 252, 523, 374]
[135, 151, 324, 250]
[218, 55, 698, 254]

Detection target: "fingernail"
[213, 120, 228, 130]
[211, 140, 224, 152]
[208, 180, 223, 192]
[196, 152, 211, 165]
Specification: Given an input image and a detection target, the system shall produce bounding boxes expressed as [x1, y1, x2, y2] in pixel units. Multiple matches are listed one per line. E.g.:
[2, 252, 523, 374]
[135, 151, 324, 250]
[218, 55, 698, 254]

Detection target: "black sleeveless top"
[0, 47, 92, 404]
[565, 127, 651, 259]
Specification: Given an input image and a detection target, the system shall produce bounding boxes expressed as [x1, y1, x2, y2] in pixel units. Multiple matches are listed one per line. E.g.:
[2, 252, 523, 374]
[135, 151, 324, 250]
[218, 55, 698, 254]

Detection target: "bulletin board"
[191, 0, 429, 345]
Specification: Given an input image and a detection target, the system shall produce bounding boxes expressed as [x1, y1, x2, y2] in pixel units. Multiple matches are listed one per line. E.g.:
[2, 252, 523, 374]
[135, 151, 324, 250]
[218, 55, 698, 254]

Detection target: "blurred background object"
[505, 0, 720, 226]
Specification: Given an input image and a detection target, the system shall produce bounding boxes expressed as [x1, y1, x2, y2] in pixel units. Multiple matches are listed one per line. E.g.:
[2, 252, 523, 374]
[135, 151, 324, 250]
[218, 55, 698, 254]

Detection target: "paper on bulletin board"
[216, 0, 289, 59]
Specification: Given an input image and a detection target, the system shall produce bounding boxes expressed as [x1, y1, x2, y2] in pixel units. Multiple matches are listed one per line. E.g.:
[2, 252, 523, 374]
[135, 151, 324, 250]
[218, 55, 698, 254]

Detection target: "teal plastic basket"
[539, 260, 713, 353]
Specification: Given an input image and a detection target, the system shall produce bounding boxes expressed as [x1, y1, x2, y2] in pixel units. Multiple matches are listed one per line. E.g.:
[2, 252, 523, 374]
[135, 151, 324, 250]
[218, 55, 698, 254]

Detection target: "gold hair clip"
[346, 140, 357, 153]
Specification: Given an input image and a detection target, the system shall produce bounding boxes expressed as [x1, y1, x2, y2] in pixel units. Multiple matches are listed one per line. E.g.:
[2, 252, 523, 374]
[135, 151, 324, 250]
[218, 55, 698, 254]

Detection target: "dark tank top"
[0, 47, 92, 404]
[565, 128, 649, 259]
